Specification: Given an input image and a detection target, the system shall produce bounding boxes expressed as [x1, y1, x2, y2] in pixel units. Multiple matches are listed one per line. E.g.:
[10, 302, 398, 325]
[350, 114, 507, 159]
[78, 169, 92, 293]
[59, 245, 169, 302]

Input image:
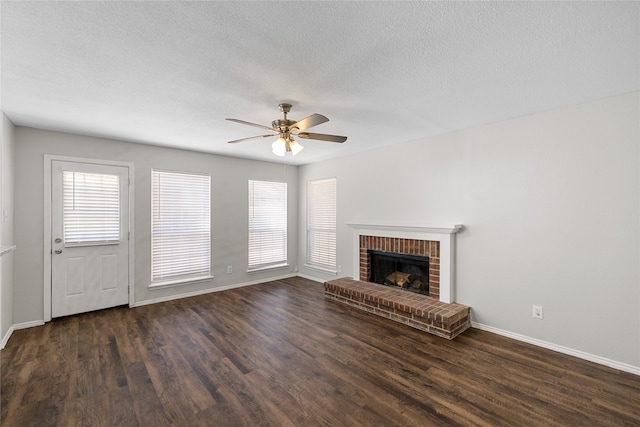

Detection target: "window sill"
[304, 264, 339, 275]
[247, 263, 289, 273]
[149, 275, 214, 289]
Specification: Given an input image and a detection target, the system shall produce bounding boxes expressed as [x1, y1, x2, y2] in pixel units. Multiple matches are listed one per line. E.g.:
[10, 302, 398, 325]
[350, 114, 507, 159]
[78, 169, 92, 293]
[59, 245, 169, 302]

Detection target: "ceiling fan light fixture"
[272, 137, 286, 156]
[288, 136, 304, 155]
[272, 134, 303, 157]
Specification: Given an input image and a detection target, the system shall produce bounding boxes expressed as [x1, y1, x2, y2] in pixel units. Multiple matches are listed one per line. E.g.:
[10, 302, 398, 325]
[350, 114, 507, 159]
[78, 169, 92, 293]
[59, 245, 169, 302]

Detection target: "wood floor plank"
[2, 277, 639, 426]
[121, 359, 170, 426]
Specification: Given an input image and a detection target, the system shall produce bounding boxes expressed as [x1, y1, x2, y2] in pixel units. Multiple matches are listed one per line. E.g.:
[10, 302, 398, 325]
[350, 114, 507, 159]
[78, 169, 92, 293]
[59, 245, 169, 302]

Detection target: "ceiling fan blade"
[228, 134, 276, 144]
[291, 113, 329, 131]
[297, 132, 347, 143]
[226, 118, 275, 132]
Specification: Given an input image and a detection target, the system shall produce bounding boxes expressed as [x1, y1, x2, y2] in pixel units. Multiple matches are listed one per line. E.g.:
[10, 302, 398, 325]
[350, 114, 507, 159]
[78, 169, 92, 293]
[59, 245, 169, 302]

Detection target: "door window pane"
[63, 171, 120, 244]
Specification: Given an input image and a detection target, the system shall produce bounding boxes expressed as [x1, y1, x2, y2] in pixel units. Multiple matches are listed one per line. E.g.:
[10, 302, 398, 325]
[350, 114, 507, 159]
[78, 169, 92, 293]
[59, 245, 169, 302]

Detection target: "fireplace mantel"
[347, 222, 463, 303]
[346, 222, 462, 235]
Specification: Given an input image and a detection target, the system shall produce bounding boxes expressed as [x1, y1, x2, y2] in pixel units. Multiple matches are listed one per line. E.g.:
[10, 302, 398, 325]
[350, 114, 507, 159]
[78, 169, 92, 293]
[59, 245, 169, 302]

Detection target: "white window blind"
[307, 177, 337, 270]
[63, 171, 120, 244]
[248, 180, 287, 269]
[152, 170, 211, 283]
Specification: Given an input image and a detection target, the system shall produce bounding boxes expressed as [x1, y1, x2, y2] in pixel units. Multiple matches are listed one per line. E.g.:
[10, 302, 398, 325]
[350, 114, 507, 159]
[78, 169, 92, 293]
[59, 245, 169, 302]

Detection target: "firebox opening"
[369, 250, 430, 295]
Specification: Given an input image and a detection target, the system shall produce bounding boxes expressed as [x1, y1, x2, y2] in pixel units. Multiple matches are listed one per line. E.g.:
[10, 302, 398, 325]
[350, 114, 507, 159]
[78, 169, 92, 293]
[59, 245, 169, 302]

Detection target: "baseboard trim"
[1, 326, 13, 349]
[295, 272, 325, 283]
[1, 320, 45, 349]
[132, 273, 298, 307]
[471, 322, 640, 376]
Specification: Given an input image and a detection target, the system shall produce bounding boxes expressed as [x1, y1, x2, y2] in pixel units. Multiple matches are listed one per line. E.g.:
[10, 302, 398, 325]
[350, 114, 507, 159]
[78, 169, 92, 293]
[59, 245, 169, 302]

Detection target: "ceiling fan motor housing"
[274, 103, 295, 131]
[272, 119, 297, 132]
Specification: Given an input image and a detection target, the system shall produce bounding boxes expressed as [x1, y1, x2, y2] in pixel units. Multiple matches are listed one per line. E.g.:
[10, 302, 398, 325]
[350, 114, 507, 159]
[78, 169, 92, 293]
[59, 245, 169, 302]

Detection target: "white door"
[51, 160, 129, 317]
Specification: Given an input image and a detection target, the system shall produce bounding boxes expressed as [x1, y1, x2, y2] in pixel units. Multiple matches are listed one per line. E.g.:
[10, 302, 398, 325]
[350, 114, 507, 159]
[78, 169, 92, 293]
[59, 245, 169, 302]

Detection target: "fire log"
[411, 279, 427, 292]
[386, 272, 415, 288]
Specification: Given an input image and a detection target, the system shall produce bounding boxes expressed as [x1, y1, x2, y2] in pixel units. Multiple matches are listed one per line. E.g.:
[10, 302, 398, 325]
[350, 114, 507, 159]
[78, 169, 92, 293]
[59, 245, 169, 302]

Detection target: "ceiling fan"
[226, 103, 347, 156]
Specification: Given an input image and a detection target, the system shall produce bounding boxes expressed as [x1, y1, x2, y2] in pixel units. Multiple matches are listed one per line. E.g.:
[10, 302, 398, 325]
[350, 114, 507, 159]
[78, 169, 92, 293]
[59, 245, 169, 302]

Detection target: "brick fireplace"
[359, 235, 441, 299]
[347, 222, 462, 303]
[324, 222, 470, 339]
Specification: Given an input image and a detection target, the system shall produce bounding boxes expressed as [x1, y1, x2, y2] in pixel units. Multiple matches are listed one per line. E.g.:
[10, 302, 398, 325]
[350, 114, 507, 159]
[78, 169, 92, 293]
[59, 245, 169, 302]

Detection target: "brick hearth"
[324, 277, 471, 339]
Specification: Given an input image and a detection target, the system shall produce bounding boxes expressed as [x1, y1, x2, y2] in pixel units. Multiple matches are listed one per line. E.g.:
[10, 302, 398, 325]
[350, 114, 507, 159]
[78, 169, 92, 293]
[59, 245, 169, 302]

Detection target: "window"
[151, 169, 211, 284]
[248, 180, 287, 270]
[63, 171, 120, 245]
[306, 177, 337, 271]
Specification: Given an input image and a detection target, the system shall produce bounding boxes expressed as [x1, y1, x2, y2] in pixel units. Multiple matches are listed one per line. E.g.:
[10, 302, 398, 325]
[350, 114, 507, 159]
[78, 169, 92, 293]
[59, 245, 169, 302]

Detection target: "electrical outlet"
[532, 305, 544, 319]
[227, 266, 232, 274]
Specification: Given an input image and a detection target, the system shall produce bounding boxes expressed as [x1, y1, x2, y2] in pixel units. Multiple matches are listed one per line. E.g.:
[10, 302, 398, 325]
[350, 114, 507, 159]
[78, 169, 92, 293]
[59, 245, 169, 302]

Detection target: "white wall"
[1, 113, 16, 345]
[14, 129, 298, 324]
[298, 92, 640, 369]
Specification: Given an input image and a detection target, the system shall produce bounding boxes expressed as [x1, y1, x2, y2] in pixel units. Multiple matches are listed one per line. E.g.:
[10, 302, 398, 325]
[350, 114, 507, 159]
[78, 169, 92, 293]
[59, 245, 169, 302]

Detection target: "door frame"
[43, 155, 135, 322]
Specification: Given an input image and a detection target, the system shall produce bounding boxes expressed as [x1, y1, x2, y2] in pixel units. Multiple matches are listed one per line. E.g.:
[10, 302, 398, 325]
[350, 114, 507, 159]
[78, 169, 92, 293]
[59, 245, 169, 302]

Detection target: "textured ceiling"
[1, 1, 638, 165]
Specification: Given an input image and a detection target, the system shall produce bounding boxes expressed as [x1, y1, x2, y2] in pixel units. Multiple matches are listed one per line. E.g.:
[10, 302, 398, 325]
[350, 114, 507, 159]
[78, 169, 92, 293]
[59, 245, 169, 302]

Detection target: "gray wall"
[298, 92, 640, 368]
[9, 92, 640, 369]
[1, 113, 16, 343]
[14, 129, 298, 324]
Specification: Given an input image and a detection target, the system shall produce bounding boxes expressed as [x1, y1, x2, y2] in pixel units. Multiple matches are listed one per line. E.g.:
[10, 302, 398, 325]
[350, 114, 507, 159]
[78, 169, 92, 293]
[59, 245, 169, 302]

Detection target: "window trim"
[246, 262, 289, 274]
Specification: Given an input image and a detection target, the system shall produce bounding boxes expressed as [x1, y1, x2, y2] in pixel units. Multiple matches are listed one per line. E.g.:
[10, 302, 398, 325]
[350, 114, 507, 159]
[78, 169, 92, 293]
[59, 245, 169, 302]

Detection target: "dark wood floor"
[2, 277, 639, 426]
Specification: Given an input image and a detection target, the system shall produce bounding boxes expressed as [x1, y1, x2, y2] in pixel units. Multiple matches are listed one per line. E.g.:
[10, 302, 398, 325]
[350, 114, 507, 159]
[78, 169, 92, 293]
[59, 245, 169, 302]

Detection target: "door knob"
[54, 249, 63, 254]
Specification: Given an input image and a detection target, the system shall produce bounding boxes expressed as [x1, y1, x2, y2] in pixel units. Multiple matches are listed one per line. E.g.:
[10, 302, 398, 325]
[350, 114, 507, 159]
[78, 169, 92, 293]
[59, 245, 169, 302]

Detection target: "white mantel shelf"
[0, 246, 16, 257]
[346, 222, 463, 234]
[347, 222, 463, 303]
